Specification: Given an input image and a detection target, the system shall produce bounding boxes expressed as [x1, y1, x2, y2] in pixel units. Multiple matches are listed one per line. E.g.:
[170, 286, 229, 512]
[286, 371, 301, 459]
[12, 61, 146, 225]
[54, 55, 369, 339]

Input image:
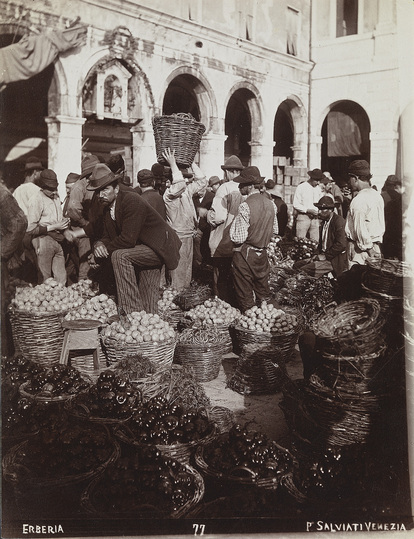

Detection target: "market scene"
[1, 0, 414, 537]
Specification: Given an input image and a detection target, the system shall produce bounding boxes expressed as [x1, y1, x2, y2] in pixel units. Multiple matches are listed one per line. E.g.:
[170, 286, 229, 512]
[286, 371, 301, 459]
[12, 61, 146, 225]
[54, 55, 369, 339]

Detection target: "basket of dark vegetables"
[287, 237, 319, 260]
[65, 370, 140, 424]
[194, 423, 294, 490]
[2, 415, 120, 491]
[172, 282, 212, 311]
[81, 445, 204, 519]
[19, 364, 92, 403]
[115, 396, 216, 463]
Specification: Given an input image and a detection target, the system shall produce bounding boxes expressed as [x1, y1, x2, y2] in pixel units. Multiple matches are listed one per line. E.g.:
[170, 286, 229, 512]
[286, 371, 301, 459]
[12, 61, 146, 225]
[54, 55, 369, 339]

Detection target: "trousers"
[32, 235, 66, 285]
[232, 244, 271, 313]
[295, 214, 320, 242]
[170, 235, 193, 292]
[111, 245, 162, 314]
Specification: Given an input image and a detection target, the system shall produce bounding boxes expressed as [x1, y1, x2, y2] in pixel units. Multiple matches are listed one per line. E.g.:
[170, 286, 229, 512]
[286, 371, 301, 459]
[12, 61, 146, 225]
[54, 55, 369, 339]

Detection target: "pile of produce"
[173, 282, 211, 311]
[84, 445, 202, 517]
[287, 237, 318, 260]
[64, 294, 117, 324]
[178, 326, 228, 345]
[20, 364, 91, 398]
[10, 278, 85, 314]
[101, 311, 175, 344]
[4, 415, 115, 481]
[70, 370, 138, 420]
[185, 298, 240, 327]
[67, 278, 97, 298]
[275, 272, 317, 307]
[266, 236, 285, 266]
[157, 287, 180, 311]
[2, 355, 45, 393]
[114, 354, 157, 381]
[199, 423, 294, 481]
[237, 302, 298, 334]
[122, 396, 212, 445]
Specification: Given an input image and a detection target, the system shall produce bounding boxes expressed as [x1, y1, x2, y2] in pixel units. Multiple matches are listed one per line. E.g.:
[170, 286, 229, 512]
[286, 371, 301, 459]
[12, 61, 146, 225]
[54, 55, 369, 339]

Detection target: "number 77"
[193, 523, 205, 536]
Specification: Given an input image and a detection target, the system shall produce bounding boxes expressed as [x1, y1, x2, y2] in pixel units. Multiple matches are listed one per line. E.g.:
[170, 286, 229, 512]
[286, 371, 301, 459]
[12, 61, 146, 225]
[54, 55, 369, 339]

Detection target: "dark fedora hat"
[221, 155, 244, 171]
[86, 164, 116, 191]
[80, 154, 100, 179]
[38, 169, 58, 190]
[348, 160, 371, 177]
[106, 154, 125, 174]
[307, 169, 326, 181]
[314, 195, 335, 209]
[25, 156, 43, 172]
[234, 166, 264, 186]
[208, 175, 221, 187]
[65, 172, 80, 184]
[137, 169, 154, 186]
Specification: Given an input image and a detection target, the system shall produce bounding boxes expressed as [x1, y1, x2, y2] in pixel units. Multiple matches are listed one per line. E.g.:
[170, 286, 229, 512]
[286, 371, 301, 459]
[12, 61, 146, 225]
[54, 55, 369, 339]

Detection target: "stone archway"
[321, 100, 371, 185]
[274, 96, 307, 167]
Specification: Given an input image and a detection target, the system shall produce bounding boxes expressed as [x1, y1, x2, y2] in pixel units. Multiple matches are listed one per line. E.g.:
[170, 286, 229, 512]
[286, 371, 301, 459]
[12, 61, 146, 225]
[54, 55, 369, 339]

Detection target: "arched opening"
[321, 100, 370, 185]
[0, 32, 52, 190]
[162, 74, 201, 121]
[273, 105, 294, 162]
[224, 88, 255, 166]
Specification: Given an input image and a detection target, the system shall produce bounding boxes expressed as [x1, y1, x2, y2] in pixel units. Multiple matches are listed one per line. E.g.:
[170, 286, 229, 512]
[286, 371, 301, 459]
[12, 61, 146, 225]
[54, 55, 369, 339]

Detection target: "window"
[336, 0, 358, 37]
[239, 10, 254, 41]
[287, 6, 299, 56]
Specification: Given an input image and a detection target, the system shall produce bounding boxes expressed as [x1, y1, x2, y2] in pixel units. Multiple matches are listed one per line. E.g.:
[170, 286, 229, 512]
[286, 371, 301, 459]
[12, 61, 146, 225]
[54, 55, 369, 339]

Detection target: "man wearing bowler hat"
[293, 169, 325, 242]
[230, 166, 278, 312]
[26, 169, 70, 284]
[345, 160, 384, 268]
[294, 196, 347, 278]
[207, 155, 244, 305]
[86, 163, 181, 314]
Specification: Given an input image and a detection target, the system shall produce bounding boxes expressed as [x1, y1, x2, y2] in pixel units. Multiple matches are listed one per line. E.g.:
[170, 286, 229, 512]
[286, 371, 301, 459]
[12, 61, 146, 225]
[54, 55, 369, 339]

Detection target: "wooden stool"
[60, 319, 102, 369]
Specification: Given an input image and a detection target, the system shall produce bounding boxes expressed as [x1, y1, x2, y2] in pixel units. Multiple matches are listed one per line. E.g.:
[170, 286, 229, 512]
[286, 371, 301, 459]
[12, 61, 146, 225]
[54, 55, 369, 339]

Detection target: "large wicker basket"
[152, 113, 206, 168]
[101, 334, 177, 370]
[363, 257, 411, 297]
[174, 340, 225, 382]
[232, 324, 300, 360]
[9, 308, 66, 366]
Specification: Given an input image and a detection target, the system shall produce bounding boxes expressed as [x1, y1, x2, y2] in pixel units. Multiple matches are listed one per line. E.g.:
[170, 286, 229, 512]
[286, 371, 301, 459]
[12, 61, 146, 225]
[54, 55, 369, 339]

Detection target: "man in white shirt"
[345, 160, 385, 268]
[293, 169, 324, 242]
[13, 156, 43, 216]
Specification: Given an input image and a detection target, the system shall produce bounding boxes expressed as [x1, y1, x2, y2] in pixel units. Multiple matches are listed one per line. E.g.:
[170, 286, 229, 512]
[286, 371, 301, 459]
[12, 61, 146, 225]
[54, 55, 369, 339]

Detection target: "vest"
[245, 193, 275, 248]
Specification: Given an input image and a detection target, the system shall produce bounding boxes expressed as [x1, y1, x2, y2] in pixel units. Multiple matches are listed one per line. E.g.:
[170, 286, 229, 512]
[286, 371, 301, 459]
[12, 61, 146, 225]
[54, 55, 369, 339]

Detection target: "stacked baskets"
[152, 113, 206, 168]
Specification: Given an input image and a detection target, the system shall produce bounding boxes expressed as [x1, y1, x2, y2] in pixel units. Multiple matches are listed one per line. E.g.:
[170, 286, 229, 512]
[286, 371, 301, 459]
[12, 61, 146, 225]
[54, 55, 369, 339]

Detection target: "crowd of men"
[1, 150, 404, 353]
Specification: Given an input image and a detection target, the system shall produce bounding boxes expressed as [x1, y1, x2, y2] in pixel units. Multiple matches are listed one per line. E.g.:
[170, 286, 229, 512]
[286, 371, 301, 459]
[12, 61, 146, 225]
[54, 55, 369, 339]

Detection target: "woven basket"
[232, 324, 300, 360]
[2, 432, 120, 490]
[361, 281, 403, 317]
[174, 340, 224, 382]
[63, 347, 108, 383]
[194, 440, 293, 490]
[81, 461, 204, 519]
[9, 308, 66, 366]
[101, 334, 177, 370]
[311, 299, 384, 357]
[364, 258, 411, 297]
[115, 421, 217, 464]
[152, 113, 206, 168]
[209, 406, 235, 434]
[65, 394, 138, 425]
[19, 379, 92, 404]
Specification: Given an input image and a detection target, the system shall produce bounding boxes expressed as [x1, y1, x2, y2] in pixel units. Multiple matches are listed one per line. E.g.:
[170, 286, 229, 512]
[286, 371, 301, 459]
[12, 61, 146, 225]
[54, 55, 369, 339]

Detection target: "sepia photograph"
[0, 0, 413, 537]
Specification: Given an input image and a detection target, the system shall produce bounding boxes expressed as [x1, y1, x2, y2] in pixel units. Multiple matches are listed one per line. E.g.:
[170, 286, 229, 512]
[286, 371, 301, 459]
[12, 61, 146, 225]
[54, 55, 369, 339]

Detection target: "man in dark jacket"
[87, 164, 181, 314]
[265, 180, 289, 236]
[229, 166, 278, 312]
[294, 196, 347, 278]
[135, 169, 166, 219]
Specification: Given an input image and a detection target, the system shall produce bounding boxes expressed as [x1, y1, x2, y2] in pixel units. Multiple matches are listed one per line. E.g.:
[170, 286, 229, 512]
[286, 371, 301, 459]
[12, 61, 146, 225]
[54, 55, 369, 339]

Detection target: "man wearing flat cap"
[26, 169, 70, 284]
[345, 160, 385, 267]
[13, 156, 43, 217]
[293, 169, 325, 242]
[207, 155, 244, 305]
[85, 163, 181, 314]
[230, 166, 278, 312]
[136, 169, 166, 219]
[294, 196, 347, 278]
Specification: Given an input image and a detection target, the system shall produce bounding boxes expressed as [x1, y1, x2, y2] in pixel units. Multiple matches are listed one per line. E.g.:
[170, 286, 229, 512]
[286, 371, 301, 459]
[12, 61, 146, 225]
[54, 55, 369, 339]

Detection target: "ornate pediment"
[101, 26, 138, 62]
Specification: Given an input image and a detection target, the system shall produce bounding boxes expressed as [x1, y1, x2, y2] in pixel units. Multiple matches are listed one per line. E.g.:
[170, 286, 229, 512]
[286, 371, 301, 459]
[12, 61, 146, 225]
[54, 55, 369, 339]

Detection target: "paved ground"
[201, 348, 303, 442]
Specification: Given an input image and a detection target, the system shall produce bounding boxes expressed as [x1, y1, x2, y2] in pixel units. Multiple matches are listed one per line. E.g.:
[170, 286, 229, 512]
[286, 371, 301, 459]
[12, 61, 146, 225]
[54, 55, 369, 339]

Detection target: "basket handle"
[229, 465, 257, 480]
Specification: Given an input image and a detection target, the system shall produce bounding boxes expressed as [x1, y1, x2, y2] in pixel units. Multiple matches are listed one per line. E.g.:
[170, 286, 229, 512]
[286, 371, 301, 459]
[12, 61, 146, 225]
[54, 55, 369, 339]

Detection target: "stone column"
[308, 134, 323, 170]
[249, 140, 275, 180]
[45, 116, 85, 200]
[199, 133, 227, 179]
[369, 131, 399, 188]
[131, 124, 157, 184]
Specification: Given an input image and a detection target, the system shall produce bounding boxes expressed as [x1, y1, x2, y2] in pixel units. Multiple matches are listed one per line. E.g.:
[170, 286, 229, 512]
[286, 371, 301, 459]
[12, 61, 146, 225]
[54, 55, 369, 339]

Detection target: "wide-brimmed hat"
[106, 154, 125, 174]
[80, 155, 100, 179]
[86, 164, 116, 191]
[25, 156, 43, 172]
[65, 172, 80, 185]
[234, 166, 264, 186]
[307, 169, 326, 181]
[221, 155, 244, 171]
[348, 160, 371, 177]
[137, 169, 154, 186]
[38, 169, 58, 190]
[208, 175, 221, 187]
[266, 180, 284, 197]
[314, 196, 335, 209]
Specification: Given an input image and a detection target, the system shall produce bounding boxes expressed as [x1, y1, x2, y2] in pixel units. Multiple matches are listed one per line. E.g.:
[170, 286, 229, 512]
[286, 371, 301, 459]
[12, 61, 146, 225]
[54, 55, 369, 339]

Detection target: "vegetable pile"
[101, 311, 175, 344]
[237, 302, 298, 334]
[64, 294, 117, 323]
[21, 364, 91, 398]
[185, 298, 240, 327]
[266, 236, 285, 266]
[157, 287, 180, 311]
[11, 278, 85, 313]
[288, 237, 318, 260]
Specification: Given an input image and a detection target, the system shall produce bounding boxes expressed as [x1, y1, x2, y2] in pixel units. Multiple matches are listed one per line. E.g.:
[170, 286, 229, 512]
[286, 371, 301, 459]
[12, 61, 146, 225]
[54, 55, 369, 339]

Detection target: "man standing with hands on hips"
[345, 160, 384, 268]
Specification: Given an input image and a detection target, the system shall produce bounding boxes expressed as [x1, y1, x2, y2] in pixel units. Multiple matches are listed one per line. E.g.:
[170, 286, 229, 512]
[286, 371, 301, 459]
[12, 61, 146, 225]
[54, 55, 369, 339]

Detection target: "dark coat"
[321, 212, 347, 277]
[272, 196, 288, 236]
[140, 188, 166, 220]
[100, 190, 181, 270]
